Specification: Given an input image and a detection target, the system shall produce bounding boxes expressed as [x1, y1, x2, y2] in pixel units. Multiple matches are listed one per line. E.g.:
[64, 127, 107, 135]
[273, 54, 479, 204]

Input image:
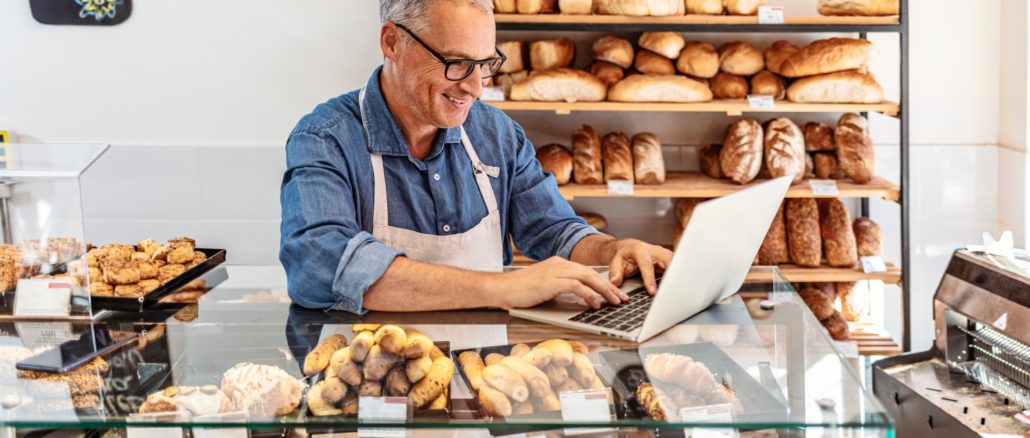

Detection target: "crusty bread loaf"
[676, 42, 720, 78]
[818, 0, 899, 16]
[632, 133, 665, 184]
[497, 41, 526, 74]
[686, 0, 723, 14]
[590, 61, 625, 87]
[813, 152, 845, 179]
[712, 72, 749, 99]
[719, 41, 764, 76]
[516, 0, 557, 13]
[558, 0, 593, 14]
[764, 118, 806, 184]
[803, 122, 835, 151]
[529, 38, 576, 71]
[639, 32, 685, 59]
[834, 113, 876, 183]
[635, 50, 676, 75]
[800, 286, 834, 320]
[594, 0, 685, 16]
[836, 281, 862, 322]
[494, 71, 529, 98]
[720, 118, 763, 184]
[818, 198, 857, 268]
[572, 125, 604, 184]
[779, 38, 874, 78]
[578, 212, 608, 230]
[786, 70, 884, 103]
[805, 152, 815, 178]
[853, 217, 882, 257]
[823, 310, 850, 340]
[724, 0, 766, 15]
[592, 36, 635, 69]
[602, 132, 634, 182]
[699, 144, 723, 178]
[785, 198, 821, 267]
[764, 40, 799, 75]
[510, 69, 608, 102]
[494, 0, 517, 13]
[749, 70, 785, 99]
[536, 144, 573, 185]
[756, 203, 789, 265]
[608, 74, 713, 102]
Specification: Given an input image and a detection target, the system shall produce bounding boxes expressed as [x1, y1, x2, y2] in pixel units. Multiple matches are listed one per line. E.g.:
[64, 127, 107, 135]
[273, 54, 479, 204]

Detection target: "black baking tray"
[89, 248, 226, 312]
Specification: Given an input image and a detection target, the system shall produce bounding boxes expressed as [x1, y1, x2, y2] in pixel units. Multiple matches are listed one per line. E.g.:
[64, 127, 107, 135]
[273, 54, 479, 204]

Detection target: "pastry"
[676, 42, 719, 78]
[558, 0, 593, 14]
[220, 362, 305, 417]
[720, 118, 763, 184]
[634, 50, 676, 75]
[602, 132, 634, 182]
[590, 61, 625, 87]
[711, 72, 749, 99]
[592, 35, 635, 68]
[750, 70, 786, 99]
[159, 263, 187, 283]
[510, 68, 607, 102]
[530, 37, 576, 70]
[779, 38, 874, 78]
[818, 0, 899, 16]
[114, 284, 144, 297]
[138, 279, 161, 293]
[139, 385, 234, 416]
[631, 132, 665, 184]
[497, 41, 526, 74]
[764, 40, 799, 75]
[642, 353, 717, 394]
[636, 382, 667, 420]
[786, 69, 884, 103]
[102, 260, 141, 285]
[608, 74, 713, 102]
[719, 41, 764, 76]
[785, 198, 821, 267]
[835, 113, 876, 183]
[724, 0, 765, 15]
[699, 144, 723, 178]
[764, 117, 806, 184]
[686, 0, 722, 14]
[536, 144, 573, 185]
[853, 217, 882, 256]
[572, 125, 604, 184]
[638, 32, 685, 59]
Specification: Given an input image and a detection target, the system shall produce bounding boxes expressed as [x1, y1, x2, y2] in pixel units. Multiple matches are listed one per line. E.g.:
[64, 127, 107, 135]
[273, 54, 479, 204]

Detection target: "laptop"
[509, 175, 792, 343]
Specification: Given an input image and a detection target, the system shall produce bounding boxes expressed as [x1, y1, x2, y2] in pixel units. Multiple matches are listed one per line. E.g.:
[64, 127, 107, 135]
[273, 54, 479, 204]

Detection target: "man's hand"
[489, 257, 629, 310]
[600, 239, 674, 295]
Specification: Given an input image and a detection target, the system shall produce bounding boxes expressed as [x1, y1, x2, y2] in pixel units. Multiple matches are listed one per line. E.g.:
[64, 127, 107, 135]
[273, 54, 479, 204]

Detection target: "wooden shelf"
[495, 13, 899, 27]
[556, 172, 900, 201]
[485, 100, 900, 117]
[848, 321, 902, 356]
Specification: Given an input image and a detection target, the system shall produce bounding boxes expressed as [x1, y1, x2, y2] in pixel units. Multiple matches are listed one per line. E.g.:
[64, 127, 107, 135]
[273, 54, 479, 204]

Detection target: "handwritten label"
[808, 179, 839, 196]
[680, 403, 738, 438]
[358, 396, 408, 438]
[14, 279, 71, 318]
[746, 95, 775, 109]
[127, 412, 188, 438]
[758, 6, 785, 24]
[834, 340, 860, 358]
[607, 180, 634, 196]
[192, 411, 248, 438]
[560, 388, 614, 435]
[860, 256, 887, 274]
[480, 87, 506, 102]
[15, 322, 73, 348]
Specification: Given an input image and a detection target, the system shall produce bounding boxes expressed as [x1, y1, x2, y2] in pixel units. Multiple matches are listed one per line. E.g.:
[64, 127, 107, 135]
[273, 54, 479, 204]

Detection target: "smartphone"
[16, 326, 136, 373]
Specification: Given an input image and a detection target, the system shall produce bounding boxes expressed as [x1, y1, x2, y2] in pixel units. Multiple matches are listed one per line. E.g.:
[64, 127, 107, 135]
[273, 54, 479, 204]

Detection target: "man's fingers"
[564, 280, 601, 309]
[636, 250, 658, 295]
[608, 256, 624, 287]
[567, 266, 623, 305]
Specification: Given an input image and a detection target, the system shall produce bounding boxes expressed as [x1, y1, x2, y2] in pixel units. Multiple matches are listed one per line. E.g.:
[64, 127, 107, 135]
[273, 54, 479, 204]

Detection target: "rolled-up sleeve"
[507, 123, 599, 261]
[279, 130, 401, 313]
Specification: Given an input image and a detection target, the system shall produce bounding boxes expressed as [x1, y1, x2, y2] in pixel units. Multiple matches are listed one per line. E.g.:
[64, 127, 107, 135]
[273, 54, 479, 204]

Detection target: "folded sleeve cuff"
[330, 231, 403, 314]
[554, 223, 600, 260]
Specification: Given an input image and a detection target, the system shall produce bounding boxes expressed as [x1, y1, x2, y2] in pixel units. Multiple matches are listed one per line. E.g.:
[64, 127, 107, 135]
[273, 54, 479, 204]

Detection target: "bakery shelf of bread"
[486, 100, 900, 116]
[496, 13, 899, 28]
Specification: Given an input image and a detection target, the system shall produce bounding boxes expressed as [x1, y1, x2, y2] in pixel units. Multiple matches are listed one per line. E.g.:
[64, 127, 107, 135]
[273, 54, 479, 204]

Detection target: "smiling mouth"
[444, 93, 469, 106]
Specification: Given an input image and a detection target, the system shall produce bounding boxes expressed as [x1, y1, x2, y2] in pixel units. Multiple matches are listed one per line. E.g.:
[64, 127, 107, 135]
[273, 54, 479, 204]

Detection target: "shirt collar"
[361, 66, 462, 158]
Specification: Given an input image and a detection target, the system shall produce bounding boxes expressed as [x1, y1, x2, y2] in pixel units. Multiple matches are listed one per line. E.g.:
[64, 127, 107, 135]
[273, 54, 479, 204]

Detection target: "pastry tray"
[89, 248, 227, 312]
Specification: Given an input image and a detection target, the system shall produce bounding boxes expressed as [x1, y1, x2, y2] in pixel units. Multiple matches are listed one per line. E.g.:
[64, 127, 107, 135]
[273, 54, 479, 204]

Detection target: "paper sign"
[607, 180, 634, 196]
[14, 279, 71, 317]
[480, 87, 506, 102]
[758, 6, 785, 24]
[680, 403, 738, 438]
[860, 256, 888, 273]
[808, 179, 839, 196]
[358, 396, 408, 438]
[560, 388, 614, 435]
[746, 95, 774, 109]
[192, 411, 248, 438]
[15, 322, 73, 348]
[834, 340, 859, 358]
[127, 412, 188, 438]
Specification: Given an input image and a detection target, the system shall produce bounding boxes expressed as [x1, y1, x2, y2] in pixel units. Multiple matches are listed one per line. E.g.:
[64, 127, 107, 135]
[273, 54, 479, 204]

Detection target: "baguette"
[409, 357, 455, 409]
[483, 363, 530, 402]
[779, 38, 873, 78]
[303, 334, 347, 376]
[500, 356, 551, 398]
[458, 351, 487, 390]
[479, 386, 513, 417]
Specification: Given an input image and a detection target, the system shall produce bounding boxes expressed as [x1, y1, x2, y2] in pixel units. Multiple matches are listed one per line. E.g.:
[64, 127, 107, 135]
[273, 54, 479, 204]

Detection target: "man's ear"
[381, 23, 402, 62]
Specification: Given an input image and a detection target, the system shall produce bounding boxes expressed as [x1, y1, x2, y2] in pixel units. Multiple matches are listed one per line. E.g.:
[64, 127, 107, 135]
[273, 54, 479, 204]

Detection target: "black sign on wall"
[30, 0, 132, 26]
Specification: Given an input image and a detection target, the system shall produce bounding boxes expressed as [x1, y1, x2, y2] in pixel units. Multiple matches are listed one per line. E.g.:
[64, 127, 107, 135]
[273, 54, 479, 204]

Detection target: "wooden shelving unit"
[849, 321, 903, 356]
[495, 13, 900, 28]
[486, 100, 901, 117]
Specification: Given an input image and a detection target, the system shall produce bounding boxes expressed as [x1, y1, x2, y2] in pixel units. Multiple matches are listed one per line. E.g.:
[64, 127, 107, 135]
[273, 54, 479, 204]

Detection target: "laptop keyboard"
[567, 286, 652, 333]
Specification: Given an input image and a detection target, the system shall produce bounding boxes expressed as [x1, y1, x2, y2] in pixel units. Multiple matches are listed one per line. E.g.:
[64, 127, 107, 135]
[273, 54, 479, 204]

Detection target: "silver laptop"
[509, 175, 792, 343]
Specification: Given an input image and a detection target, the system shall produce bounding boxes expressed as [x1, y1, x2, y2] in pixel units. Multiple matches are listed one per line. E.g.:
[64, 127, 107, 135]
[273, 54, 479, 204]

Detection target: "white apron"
[358, 87, 504, 271]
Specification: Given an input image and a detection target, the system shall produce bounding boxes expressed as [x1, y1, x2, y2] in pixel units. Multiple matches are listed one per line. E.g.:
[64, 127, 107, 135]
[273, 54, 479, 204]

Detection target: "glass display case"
[0, 266, 894, 436]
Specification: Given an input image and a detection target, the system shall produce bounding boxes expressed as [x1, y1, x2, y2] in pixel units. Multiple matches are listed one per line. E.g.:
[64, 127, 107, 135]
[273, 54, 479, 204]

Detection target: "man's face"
[390, 3, 496, 129]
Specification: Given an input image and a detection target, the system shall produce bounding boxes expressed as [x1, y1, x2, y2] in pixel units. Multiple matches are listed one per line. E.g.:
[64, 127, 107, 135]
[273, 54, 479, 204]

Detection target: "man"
[279, 0, 672, 314]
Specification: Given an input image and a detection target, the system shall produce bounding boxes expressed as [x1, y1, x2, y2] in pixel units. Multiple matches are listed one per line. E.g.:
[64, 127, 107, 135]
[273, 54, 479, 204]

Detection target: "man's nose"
[459, 65, 485, 98]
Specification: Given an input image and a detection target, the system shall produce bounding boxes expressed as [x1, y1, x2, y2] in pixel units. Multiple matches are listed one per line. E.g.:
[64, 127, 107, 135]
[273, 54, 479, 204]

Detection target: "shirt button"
[443, 224, 451, 232]
[433, 173, 441, 181]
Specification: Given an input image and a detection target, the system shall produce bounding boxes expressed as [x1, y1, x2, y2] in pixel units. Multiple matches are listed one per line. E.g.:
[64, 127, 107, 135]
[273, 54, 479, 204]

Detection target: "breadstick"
[409, 357, 455, 408]
[304, 334, 347, 376]
[478, 386, 513, 417]
[500, 356, 551, 398]
[482, 364, 529, 402]
[457, 351, 486, 391]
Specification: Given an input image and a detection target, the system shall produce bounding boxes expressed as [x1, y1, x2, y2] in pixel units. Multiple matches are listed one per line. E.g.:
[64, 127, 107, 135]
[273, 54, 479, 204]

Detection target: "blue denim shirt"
[279, 67, 598, 313]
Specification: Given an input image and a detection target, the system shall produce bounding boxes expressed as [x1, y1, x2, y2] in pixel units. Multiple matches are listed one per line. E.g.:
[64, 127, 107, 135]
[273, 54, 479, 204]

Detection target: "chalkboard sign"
[30, 0, 132, 26]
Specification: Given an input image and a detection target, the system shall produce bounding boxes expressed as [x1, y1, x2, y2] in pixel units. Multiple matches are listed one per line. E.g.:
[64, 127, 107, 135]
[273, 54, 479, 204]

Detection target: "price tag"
[127, 412, 188, 438]
[14, 322, 73, 348]
[860, 256, 887, 273]
[834, 340, 859, 358]
[746, 95, 774, 109]
[680, 403, 738, 438]
[358, 396, 408, 438]
[808, 179, 839, 196]
[757, 6, 785, 24]
[13, 279, 72, 318]
[480, 87, 506, 102]
[559, 388, 614, 435]
[192, 411, 248, 438]
[607, 179, 634, 196]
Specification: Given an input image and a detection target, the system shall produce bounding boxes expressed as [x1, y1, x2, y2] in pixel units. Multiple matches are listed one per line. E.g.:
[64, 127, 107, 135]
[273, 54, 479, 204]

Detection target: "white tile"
[911, 145, 998, 222]
[202, 220, 281, 265]
[997, 147, 1027, 247]
[80, 146, 204, 220]
[196, 146, 284, 221]
[82, 219, 213, 248]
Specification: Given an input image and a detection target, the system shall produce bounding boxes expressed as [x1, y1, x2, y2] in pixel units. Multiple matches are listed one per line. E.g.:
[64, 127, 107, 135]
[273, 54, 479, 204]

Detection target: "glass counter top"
[0, 266, 893, 436]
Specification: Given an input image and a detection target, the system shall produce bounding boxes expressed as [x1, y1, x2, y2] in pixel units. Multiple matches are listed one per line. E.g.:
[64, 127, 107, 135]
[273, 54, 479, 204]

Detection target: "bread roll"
[711, 72, 749, 99]
[785, 198, 821, 267]
[818, 198, 857, 268]
[699, 144, 723, 178]
[676, 42, 719, 78]
[764, 40, 799, 75]
[756, 203, 789, 265]
[786, 70, 884, 103]
[813, 152, 845, 179]
[632, 133, 665, 184]
[510, 68, 607, 102]
[590, 61, 625, 87]
[805, 153, 815, 178]
[572, 125, 604, 184]
[536, 144, 573, 185]
[594, 0, 685, 16]
[720, 118, 763, 184]
[638, 32, 685, 59]
[764, 117, 806, 184]
[608, 74, 713, 102]
[719, 42, 764, 76]
[803, 122, 835, 151]
[541, 0, 559, 12]
[686, 0, 723, 14]
[725, 0, 765, 15]
[818, 0, 899, 16]
[516, 0, 547, 13]
[494, 0, 517, 13]
[578, 212, 608, 230]
[750, 70, 786, 99]
[835, 113, 876, 183]
[494, 71, 529, 97]
[559, 0, 594, 14]
[780, 38, 874, 78]
[602, 132, 634, 182]
[800, 286, 835, 320]
[853, 217, 882, 257]
[592, 36, 635, 69]
[823, 310, 850, 340]
[530, 38, 576, 71]
[836, 281, 862, 322]
[497, 41, 526, 74]
[634, 50, 676, 75]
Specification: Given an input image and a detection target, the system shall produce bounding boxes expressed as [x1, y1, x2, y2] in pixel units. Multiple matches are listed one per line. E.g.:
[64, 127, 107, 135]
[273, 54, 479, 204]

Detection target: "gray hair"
[380, 0, 493, 35]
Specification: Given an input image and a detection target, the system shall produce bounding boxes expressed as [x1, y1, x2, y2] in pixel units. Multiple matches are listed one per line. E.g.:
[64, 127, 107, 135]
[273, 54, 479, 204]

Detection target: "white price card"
[127, 412, 188, 438]
[358, 396, 408, 438]
[607, 179, 634, 196]
[559, 388, 614, 436]
[680, 403, 738, 438]
[15, 322, 73, 348]
[808, 179, 840, 196]
[480, 87, 506, 102]
[13, 279, 71, 318]
[860, 256, 888, 273]
[192, 411, 249, 438]
[746, 95, 775, 109]
[757, 6, 785, 24]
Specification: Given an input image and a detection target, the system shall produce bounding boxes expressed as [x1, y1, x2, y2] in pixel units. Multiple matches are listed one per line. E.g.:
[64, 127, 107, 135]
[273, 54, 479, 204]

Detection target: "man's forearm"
[363, 257, 501, 312]
[569, 233, 616, 266]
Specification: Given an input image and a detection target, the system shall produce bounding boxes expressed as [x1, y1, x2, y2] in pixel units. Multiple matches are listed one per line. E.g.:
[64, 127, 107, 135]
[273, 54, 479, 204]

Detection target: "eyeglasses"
[395, 23, 507, 81]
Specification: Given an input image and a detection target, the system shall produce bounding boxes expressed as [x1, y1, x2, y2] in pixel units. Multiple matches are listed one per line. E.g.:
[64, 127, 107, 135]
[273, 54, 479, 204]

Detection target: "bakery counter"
[0, 266, 893, 436]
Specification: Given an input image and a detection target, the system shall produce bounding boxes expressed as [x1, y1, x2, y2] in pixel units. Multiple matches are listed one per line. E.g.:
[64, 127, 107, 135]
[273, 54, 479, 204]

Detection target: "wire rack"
[959, 324, 1030, 390]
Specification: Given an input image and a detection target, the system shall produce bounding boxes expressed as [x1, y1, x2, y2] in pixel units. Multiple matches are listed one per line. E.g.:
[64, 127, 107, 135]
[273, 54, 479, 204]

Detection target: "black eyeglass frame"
[394, 23, 507, 81]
